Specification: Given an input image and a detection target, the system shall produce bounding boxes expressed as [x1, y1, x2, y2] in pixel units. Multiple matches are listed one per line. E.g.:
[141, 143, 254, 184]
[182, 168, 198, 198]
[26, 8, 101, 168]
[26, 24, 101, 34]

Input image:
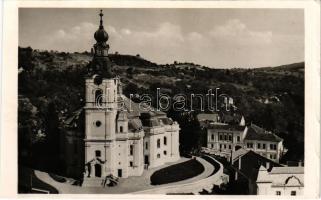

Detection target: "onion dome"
[94, 10, 109, 43]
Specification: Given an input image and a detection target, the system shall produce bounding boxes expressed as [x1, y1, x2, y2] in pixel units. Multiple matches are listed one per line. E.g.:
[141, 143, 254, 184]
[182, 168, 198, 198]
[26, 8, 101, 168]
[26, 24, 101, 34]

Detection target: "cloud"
[37, 19, 302, 68]
[43, 22, 97, 52]
[209, 19, 273, 45]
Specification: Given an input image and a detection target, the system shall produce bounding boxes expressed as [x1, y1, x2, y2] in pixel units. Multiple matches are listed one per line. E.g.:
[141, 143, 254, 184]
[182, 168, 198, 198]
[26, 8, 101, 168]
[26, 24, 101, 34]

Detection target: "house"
[206, 123, 285, 163]
[256, 165, 304, 196]
[196, 113, 220, 127]
[230, 149, 283, 194]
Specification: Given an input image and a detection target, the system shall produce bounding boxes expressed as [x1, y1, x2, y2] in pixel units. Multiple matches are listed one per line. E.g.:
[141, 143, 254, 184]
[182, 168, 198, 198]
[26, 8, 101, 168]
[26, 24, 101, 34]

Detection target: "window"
[211, 144, 214, 148]
[157, 139, 161, 148]
[228, 135, 232, 141]
[120, 126, 123, 133]
[258, 143, 261, 149]
[157, 154, 160, 158]
[211, 134, 214, 140]
[164, 151, 167, 155]
[276, 191, 281, 195]
[95, 120, 102, 127]
[145, 142, 148, 150]
[130, 145, 134, 156]
[237, 136, 240, 142]
[219, 144, 222, 149]
[95, 150, 101, 157]
[224, 144, 227, 149]
[224, 135, 227, 141]
[95, 89, 103, 106]
[247, 143, 253, 148]
[219, 135, 223, 140]
[164, 137, 167, 145]
[263, 143, 266, 149]
[229, 145, 231, 149]
[270, 144, 277, 150]
[291, 191, 296, 196]
[130, 161, 133, 167]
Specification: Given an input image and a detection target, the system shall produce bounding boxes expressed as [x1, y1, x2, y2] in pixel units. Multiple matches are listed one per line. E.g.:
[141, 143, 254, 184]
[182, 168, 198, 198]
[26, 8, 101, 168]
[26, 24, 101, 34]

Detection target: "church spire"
[99, 9, 104, 28]
[94, 9, 109, 43]
[88, 9, 113, 78]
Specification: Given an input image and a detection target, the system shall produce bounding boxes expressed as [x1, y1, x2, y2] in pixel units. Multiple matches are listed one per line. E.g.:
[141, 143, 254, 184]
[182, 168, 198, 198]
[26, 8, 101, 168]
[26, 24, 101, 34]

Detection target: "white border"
[0, 0, 320, 199]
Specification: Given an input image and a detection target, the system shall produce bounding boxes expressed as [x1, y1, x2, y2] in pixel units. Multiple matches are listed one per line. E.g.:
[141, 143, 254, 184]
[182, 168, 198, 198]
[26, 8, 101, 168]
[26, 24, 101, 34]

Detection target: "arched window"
[157, 139, 160, 148]
[157, 154, 160, 158]
[164, 137, 167, 145]
[95, 89, 103, 106]
[120, 126, 123, 133]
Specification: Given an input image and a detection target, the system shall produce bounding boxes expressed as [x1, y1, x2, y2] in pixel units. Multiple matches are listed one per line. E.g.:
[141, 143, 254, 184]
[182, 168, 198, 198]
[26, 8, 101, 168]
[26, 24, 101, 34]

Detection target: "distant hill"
[18, 47, 304, 162]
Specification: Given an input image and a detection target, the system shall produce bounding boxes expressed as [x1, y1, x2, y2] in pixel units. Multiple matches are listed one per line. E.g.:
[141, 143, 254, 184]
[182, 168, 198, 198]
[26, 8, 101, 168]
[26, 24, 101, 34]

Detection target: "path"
[34, 156, 215, 194]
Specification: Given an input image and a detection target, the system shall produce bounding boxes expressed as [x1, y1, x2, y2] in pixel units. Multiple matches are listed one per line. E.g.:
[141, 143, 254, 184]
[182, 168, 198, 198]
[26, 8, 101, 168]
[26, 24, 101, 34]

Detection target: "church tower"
[83, 10, 119, 186]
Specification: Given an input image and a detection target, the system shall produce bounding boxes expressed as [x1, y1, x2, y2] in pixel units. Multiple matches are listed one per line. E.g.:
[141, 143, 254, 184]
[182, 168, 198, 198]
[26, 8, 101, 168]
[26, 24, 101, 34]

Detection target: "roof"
[159, 117, 173, 125]
[232, 150, 282, 181]
[270, 167, 304, 174]
[142, 119, 160, 127]
[208, 124, 246, 132]
[196, 113, 219, 122]
[244, 124, 283, 142]
[257, 166, 304, 187]
[220, 113, 242, 124]
[231, 148, 249, 162]
[121, 95, 141, 117]
[128, 118, 143, 132]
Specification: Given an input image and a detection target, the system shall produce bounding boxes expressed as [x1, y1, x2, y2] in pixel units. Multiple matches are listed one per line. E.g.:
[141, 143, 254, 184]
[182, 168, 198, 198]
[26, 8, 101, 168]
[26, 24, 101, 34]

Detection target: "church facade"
[81, 10, 180, 186]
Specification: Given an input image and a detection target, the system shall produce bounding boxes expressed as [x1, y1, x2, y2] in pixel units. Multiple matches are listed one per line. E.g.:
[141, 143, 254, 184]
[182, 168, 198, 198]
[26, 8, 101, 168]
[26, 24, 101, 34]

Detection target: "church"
[61, 10, 180, 187]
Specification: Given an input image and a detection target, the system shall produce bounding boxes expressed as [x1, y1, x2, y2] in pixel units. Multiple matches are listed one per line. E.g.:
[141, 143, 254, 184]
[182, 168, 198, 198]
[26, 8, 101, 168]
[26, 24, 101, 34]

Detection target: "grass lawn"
[150, 159, 204, 185]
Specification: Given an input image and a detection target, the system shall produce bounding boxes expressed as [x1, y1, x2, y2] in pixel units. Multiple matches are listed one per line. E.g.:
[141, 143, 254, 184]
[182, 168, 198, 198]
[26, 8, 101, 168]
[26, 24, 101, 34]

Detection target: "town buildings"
[256, 165, 304, 195]
[205, 118, 285, 163]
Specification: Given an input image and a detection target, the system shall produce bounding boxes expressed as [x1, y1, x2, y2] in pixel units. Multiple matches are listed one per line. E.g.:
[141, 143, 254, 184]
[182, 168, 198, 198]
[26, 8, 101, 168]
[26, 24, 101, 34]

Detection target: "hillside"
[18, 47, 304, 163]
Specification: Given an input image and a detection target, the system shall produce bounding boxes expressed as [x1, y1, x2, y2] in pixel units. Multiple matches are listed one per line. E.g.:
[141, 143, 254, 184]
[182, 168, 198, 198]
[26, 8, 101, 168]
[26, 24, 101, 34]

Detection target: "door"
[144, 155, 149, 165]
[95, 164, 102, 177]
[117, 169, 122, 177]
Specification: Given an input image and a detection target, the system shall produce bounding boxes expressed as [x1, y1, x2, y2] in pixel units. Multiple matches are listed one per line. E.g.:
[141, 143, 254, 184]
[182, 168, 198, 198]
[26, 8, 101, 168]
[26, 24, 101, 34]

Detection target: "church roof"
[128, 118, 143, 132]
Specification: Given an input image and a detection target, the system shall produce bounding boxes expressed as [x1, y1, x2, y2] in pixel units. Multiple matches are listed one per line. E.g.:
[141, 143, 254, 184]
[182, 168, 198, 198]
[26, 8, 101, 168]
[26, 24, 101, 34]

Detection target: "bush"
[150, 159, 204, 185]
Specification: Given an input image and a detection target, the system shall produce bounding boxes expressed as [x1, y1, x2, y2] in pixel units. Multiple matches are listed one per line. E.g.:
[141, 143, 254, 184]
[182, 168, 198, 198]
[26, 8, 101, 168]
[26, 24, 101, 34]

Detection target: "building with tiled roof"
[206, 122, 285, 163]
[230, 149, 283, 194]
[256, 165, 304, 195]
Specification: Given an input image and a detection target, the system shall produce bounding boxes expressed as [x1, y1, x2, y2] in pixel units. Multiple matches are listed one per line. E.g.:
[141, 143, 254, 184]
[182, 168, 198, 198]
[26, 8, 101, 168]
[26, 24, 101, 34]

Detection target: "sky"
[19, 8, 304, 68]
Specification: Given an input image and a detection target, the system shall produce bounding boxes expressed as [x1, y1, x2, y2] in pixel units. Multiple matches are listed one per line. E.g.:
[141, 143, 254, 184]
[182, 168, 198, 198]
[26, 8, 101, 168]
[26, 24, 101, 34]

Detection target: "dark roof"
[245, 124, 282, 142]
[220, 113, 242, 124]
[142, 119, 160, 127]
[232, 150, 282, 182]
[208, 124, 246, 132]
